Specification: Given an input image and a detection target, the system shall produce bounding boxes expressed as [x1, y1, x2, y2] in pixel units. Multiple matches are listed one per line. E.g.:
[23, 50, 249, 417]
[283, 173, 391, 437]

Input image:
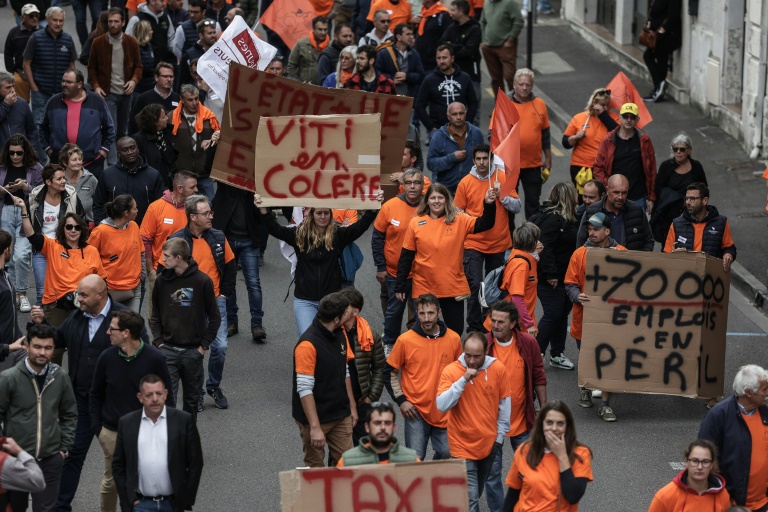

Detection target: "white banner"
[197, 16, 277, 100]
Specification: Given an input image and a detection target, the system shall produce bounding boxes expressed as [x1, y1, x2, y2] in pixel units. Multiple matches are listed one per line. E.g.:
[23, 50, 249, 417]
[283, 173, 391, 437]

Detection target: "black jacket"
[132, 128, 178, 187]
[317, 42, 344, 85]
[650, 157, 707, 243]
[415, 64, 479, 131]
[93, 155, 166, 225]
[414, 10, 452, 70]
[531, 207, 578, 282]
[113, 406, 203, 512]
[211, 183, 263, 248]
[166, 226, 236, 298]
[439, 19, 482, 82]
[576, 198, 654, 251]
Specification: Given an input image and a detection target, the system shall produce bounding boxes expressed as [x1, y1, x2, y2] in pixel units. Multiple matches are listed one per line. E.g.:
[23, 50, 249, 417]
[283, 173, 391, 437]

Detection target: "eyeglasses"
[404, 180, 423, 186]
[621, 114, 637, 121]
[687, 458, 713, 468]
[684, 196, 702, 202]
[193, 210, 214, 218]
[200, 20, 216, 26]
[672, 147, 688, 153]
[106, 325, 125, 332]
[64, 224, 82, 231]
[9, 150, 24, 156]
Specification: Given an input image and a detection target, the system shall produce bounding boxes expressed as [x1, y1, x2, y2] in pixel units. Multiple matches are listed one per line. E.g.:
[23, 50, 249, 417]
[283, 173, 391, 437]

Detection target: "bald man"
[576, 174, 654, 251]
[30, 275, 150, 511]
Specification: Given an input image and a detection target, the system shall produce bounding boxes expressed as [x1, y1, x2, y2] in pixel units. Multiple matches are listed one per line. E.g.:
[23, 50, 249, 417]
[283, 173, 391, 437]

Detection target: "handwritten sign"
[254, 114, 382, 208]
[578, 250, 729, 399]
[279, 460, 469, 512]
[211, 64, 412, 200]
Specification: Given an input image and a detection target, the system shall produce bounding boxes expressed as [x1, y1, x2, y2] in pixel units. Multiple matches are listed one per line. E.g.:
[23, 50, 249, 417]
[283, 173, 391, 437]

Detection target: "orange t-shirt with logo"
[517, 98, 550, 169]
[438, 359, 511, 460]
[492, 337, 528, 437]
[140, 198, 188, 270]
[40, 237, 107, 305]
[190, 236, 234, 297]
[373, 197, 419, 278]
[402, 213, 477, 298]
[506, 443, 593, 512]
[367, 0, 413, 28]
[88, 221, 144, 290]
[743, 412, 768, 510]
[563, 111, 620, 168]
[454, 172, 512, 254]
[387, 328, 462, 428]
[663, 220, 735, 253]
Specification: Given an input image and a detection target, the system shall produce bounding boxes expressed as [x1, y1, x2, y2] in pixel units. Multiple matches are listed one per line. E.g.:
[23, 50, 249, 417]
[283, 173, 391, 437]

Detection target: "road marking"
[669, 462, 686, 471]
[485, 87, 495, 98]
[726, 332, 768, 337]
[551, 146, 563, 157]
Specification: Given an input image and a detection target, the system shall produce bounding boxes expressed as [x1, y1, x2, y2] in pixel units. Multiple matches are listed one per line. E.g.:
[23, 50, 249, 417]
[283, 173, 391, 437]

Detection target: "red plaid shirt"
[343, 74, 397, 95]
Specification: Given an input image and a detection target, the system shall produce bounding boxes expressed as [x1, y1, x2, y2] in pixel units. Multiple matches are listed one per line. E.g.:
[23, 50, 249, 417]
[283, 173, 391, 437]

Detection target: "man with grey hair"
[22, 6, 77, 124]
[699, 364, 768, 509]
[166, 195, 235, 412]
[359, 10, 392, 46]
[0, 72, 40, 151]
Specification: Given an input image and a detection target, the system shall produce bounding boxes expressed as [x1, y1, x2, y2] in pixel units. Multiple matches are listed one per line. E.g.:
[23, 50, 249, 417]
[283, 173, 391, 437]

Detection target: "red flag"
[495, 122, 520, 197]
[260, 0, 315, 50]
[605, 72, 653, 129]
[489, 89, 519, 151]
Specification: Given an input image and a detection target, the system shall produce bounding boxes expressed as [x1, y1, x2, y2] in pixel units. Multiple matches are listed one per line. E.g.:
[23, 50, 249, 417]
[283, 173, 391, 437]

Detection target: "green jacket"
[480, 0, 524, 46]
[287, 37, 321, 85]
[348, 322, 385, 403]
[0, 359, 77, 458]
[340, 436, 419, 466]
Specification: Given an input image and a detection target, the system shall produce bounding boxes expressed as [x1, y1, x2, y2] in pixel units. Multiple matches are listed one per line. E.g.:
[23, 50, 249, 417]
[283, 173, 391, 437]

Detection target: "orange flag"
[489, 89, 519, 151]
[495, 122, 520, 197]
[260, 0, 315, 50]
[605, 72, 653, 129]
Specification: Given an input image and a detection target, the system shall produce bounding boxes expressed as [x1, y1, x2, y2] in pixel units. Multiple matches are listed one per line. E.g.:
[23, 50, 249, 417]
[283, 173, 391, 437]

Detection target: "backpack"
[479, 255, 531, 308]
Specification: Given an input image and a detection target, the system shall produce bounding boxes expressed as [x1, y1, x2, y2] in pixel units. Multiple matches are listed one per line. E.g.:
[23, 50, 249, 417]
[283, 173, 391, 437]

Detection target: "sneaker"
[550, 354, 574, 370]
[207, 387, 229, 409]
[592, 390, 602, 398]
[227, 324, 239, 337]
[18, 295, 31, 313]
[598, 405, 617, 422]
[252, 326, 267, 343]
[578, 388, 593, 408]
[197, 394, 204, 412]
[653, 80, 667, 102]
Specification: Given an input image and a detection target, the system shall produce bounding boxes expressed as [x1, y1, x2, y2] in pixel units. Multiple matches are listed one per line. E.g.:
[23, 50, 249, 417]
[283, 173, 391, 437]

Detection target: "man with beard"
[180, 19, 217, 86]
[437, 332, 511, 512]
[343, 45, 396, 94]
[336, 402, 419, 466]
[317, 23, 355, 85]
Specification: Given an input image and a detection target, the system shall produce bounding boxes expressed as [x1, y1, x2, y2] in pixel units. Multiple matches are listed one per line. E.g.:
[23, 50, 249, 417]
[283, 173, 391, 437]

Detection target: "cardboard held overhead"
[578, 249, 729, 399]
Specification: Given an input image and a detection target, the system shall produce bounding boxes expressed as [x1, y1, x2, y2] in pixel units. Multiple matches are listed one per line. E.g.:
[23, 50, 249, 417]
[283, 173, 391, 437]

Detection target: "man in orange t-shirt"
[437, 332, 510, 512]
[455, 143, 520, 332]
[386, 294, 462, 460]
[166, 195, 235, 412]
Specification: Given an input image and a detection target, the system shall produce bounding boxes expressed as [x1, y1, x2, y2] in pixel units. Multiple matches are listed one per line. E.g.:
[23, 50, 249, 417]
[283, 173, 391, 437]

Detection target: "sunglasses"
[596, 89, 611, 95]
[672, 147, 688, 153]
[64, 224, 82, 231]
[201, 20, 216, 26]
[621, 114, 637, 120]
[9, 150, 24, 156]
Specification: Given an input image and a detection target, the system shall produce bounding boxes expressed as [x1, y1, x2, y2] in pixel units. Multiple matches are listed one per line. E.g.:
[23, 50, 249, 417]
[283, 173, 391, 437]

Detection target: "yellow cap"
[620, 103, 639, 116]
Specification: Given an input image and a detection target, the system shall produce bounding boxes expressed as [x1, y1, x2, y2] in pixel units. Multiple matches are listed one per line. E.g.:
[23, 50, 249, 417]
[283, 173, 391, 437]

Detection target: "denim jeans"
[294, 298, 319, 337]
[633, 196, 648, 212]
[463, 249, 505, 333]
[57, 392, 95, 512]
[1, 204, 31, 293]
[31, 90, 52, 126]
[467, 442, 502, 512]
[226, 240, 264, 328]
[204, 295, 228, 391]
[72, 0, 101, 45]
[536, 282, 573, 357]
[105, 93, 131, 165]
[133, 498, 174, 512]
[403, 409, 450, 460]
[196, 177, 215, 202]
[383, 275, 411, 346]
[32, 251, 47, 306]
[486, 431, 530, 511]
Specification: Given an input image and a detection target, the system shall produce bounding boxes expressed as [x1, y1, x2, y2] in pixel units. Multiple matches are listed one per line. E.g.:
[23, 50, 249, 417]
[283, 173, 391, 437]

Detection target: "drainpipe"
[751, 4, 768, 159]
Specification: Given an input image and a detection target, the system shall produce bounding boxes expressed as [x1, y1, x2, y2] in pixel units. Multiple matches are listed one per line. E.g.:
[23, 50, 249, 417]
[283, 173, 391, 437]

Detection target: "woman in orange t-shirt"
[562, 88, 619, 199]
[494, 222, 541, 335]
[505, 401, 593, 511]
[396, 182, 496, 335]
[88, 195, 145, 313]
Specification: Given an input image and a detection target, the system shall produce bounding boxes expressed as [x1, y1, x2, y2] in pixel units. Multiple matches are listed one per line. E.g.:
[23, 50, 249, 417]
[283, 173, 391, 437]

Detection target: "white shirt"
[42, 201, 59, 238]
[83, 297, 111, 342]
[137, 406, 174, 497]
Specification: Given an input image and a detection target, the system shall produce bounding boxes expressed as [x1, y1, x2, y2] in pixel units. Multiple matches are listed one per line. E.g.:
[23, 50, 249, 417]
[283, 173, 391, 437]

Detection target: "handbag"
[639, 27, 657, 49]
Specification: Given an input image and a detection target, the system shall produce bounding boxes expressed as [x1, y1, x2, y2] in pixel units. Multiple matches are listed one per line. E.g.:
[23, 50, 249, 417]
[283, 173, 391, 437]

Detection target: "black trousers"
[643, 33, 677, 90]
[519, 167, 543, 220]
[162, 345, 204, 421]
[438, 297, 466, 336]
[9, 453, 63, 512]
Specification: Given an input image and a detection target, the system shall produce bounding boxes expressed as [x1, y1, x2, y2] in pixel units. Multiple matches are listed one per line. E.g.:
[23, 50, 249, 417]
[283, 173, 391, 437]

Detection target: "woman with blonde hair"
[322, 46, 358, 89]
[562, 88, 619, 199]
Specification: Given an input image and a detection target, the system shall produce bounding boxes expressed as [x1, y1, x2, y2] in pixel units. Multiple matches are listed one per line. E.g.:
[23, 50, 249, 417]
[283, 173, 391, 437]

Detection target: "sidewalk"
[521, 19, 768, 311]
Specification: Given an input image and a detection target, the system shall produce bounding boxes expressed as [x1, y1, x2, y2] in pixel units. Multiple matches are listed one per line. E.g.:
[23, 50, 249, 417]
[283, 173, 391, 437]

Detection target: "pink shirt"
[63, 96, 85, 144]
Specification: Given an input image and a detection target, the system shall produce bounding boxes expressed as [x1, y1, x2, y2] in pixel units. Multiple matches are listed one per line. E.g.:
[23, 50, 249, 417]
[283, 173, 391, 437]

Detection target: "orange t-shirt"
[295, 338, 355, 376]
[564, 245, 626, 340]
[190, 236, 235, 297]
[40, 237, 107, 305]
[563, 111, 619, 168]
[373, 197, 419, 278]
[663, 220, 735, 253]
[387, 328, 462, 428]
[517, 98, 550, 168]
[743, 412, 768, 510]
[492, 337, 528, 437]
[139, 198, 188, 270]
[648, 477, 732, 512]
[367, 0, 413, 29]
[438, 359, 511, 460]
[506, 443, 594, 512]
[397, 175, 431, 195]
[502, 249, 538, 319]
[88, 222, 144, 290]
[333, 209, 358, 225]
[454, 172, 512, 254]
[402, 213, 477, 298]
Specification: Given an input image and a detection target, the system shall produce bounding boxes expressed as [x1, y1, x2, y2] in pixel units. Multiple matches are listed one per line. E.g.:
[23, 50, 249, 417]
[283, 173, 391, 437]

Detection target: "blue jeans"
[226, 240, 264, 328]
[133, 498, 173, 511]
[32, 251, 47, 306]
[403, 409, 450, 460]
[72, 0, 101, 45]
[31, 90, 52, 126]
[204, 296, 228, 390]
[486, 431, 530, 511]
[467, 442, 502, 512]
[56, 392, 95, 512]
[105, 93, 132, 165]
[536, 282, 573, 357]
[1, 204, 32, 293]
[383, 275, 411, 346]
[294, 298, 319, 337]
[196, 177, 215, 202]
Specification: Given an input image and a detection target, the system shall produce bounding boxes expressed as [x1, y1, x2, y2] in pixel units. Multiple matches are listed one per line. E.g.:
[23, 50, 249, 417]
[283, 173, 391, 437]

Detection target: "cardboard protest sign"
[197, 16, 277, 100]
[254, 113, 382, 208]
[211, 64, 412, 200]
[280, 459, 469, 512]
[578, 250, 729, 399]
